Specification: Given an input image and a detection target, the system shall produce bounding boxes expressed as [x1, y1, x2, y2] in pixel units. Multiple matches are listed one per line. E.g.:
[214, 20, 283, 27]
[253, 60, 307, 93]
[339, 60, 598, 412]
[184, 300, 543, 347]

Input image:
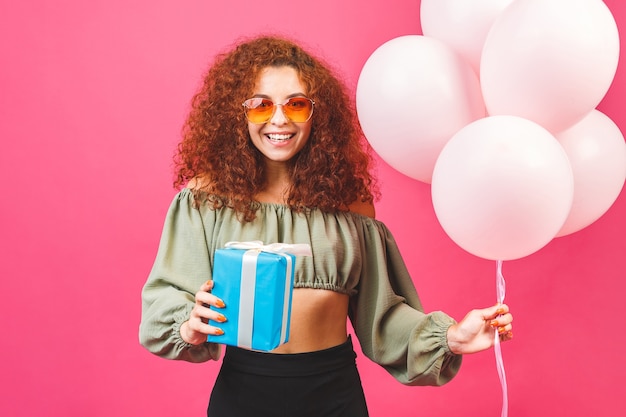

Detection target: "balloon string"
[495, 260, 508, 417]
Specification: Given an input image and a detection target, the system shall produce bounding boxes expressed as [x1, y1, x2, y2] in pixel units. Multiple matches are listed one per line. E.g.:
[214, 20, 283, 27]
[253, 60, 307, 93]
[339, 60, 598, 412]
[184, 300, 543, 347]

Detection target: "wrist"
[446, 324, 463, 355]
[180, 320, 204, 345]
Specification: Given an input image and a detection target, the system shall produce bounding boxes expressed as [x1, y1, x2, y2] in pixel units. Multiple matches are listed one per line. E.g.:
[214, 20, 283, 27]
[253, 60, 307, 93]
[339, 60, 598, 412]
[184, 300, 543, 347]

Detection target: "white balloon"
[420, 0, 514, 74]
[481, 0, 620, 134]
[432, 116, 574, 261]
[356, 35, 485, 183]
[556, 110, 626, 236]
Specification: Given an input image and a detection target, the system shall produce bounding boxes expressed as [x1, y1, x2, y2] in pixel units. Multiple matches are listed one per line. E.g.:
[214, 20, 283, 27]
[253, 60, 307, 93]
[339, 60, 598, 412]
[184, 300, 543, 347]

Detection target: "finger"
[193, 302, 228, 323]
[499, 330, 514, 342]
[499, 312, 513, 325]
[199, 279, 214, 292]
[489, 313, 513, 328]
[495, 303, 509, 315]
[484, 303, 510, 321]
[195, 290, 226, 309]
[496, 323, 512, 334]
[187, 314, 226, 336]
[190, 304, 228, 329]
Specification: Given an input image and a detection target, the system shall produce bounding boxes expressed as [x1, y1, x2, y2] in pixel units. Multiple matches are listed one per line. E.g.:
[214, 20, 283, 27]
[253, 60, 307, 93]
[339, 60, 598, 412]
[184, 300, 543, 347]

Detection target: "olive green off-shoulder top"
[139, 188, 462, 386]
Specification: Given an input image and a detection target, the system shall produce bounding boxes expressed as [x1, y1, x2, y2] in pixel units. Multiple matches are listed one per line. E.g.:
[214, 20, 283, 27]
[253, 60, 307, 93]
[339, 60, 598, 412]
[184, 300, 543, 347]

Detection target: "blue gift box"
[207, 243, 304, 351]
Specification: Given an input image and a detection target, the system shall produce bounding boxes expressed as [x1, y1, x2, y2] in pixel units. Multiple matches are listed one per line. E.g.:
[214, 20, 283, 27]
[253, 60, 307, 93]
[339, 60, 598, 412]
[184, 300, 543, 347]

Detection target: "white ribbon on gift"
[224, 241, 312, 349]
[224, 241, 313, 256]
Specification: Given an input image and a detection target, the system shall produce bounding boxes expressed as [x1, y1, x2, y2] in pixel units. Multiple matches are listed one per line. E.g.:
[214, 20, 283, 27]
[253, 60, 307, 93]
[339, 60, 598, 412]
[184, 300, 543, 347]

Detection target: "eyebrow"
[251, 93, 308, 99]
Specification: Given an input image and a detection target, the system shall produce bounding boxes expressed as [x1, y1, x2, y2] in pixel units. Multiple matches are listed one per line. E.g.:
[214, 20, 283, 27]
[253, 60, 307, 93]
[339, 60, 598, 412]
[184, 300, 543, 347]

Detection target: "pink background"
[1, 1, 624, 416]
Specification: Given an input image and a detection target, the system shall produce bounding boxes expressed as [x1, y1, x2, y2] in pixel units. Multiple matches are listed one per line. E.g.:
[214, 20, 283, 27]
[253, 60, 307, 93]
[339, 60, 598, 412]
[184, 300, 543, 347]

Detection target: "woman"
[139, 35, 513, 417]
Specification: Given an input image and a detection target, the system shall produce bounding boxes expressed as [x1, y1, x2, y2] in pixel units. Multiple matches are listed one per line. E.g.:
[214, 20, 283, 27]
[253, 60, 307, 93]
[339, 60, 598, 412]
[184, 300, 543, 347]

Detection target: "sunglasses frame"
[242, 97, 315, 124]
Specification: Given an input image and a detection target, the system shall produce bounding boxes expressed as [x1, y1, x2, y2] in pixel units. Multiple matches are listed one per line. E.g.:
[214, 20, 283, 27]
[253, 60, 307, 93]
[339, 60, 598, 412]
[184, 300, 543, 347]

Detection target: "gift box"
[207, 241, 311, 351]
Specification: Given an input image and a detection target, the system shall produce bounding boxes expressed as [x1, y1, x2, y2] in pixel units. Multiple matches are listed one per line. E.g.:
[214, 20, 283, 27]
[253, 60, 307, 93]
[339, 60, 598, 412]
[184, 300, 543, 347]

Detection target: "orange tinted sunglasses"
[242, 97, 315, 124]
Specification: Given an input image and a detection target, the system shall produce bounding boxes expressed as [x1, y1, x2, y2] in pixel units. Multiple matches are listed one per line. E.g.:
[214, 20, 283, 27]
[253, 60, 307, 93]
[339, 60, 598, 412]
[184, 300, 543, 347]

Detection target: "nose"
[270, 104, 289, 125]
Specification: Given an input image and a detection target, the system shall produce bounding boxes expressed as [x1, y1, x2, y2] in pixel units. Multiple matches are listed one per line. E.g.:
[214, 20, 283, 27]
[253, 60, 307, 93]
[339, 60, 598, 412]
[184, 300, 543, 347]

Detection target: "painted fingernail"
[496, 307, 506, 315]
[215, 299, 226, 308]
[215, 328, 224, 335]
[490, 320, 499, 327]
[216, 314, 227, 323]
[498, 326, 507, 334]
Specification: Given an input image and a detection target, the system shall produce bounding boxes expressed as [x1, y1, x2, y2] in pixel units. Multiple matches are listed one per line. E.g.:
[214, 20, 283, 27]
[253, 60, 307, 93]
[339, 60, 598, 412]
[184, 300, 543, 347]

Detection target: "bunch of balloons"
[357, 0, 625, 261]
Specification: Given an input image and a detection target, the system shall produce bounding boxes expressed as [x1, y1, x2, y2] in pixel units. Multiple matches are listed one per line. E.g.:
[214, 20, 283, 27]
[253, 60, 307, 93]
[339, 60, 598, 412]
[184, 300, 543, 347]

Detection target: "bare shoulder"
[185, 175, 212, 190]
[348, 199, 376, 218]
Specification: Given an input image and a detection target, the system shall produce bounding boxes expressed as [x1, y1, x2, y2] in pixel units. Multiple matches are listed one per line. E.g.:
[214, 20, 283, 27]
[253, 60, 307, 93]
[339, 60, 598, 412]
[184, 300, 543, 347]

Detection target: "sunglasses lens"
[243, 97, 314, 123]
[282, 98, 313, 122]
[243, 98, 275, 123]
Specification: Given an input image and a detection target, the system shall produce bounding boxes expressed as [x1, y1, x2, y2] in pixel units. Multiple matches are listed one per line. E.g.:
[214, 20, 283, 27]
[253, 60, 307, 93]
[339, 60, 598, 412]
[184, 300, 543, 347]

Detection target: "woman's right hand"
[180, 280, 227, 345]
[446, 303, 513, 355]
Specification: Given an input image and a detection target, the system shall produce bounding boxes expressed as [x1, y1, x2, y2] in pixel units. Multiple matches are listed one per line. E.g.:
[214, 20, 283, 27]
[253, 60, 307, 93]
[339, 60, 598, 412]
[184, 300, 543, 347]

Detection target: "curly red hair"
[174, 35, 378, 221]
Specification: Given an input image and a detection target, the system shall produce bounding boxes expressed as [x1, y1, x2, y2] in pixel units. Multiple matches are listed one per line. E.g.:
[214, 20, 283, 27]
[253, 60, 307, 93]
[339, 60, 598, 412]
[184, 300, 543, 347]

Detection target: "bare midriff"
[270, 288, 349, 354]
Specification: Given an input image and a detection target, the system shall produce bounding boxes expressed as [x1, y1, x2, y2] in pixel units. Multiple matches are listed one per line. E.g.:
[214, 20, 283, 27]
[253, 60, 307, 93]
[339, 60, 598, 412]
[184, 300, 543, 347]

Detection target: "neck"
[257, 160, 292, 204]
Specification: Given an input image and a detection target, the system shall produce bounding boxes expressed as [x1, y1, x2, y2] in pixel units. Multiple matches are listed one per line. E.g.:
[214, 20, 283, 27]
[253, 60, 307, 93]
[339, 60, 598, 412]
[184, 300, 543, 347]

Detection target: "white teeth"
[267, 133, 292, 141]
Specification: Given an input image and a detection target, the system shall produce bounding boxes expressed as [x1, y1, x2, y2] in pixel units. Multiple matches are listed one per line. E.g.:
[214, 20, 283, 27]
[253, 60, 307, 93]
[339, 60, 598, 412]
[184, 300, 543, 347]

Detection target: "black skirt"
[207, 336, 369, 417]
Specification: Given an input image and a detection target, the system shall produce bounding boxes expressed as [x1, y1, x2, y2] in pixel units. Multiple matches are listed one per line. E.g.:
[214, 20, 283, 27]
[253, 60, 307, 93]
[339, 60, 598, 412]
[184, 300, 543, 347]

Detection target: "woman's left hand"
[446, 304, 513, 355]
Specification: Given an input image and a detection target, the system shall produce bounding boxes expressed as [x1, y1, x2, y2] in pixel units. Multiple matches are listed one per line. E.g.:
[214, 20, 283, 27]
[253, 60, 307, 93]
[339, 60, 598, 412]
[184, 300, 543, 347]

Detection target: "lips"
[266, 133, 294, 142]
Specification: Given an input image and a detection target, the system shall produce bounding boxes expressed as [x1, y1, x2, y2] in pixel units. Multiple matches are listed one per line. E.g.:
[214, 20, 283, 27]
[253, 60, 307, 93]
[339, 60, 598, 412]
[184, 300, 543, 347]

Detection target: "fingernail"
[498, 326, 507, 334]
[490, 320, 499, 327]
[496, 307, 506, 315]
[216, 314, 227, 323]
[215, 328, 224, 335]
[215, 299, 226, 308]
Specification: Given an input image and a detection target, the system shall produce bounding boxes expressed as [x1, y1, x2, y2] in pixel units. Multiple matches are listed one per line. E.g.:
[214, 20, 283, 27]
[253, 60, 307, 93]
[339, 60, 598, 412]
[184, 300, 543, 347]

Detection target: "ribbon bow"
[225, 241, 312, 257]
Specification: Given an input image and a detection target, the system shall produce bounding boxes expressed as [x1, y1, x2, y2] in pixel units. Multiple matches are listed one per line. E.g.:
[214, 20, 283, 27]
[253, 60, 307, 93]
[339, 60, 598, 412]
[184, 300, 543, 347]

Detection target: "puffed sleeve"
[349, 220, 462, 386]
[139, 190, 221, 362]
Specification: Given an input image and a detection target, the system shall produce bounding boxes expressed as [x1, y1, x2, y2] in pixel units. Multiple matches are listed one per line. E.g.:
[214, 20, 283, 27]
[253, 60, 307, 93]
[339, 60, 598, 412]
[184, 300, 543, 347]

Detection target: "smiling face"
[247, 66, 313, 166]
